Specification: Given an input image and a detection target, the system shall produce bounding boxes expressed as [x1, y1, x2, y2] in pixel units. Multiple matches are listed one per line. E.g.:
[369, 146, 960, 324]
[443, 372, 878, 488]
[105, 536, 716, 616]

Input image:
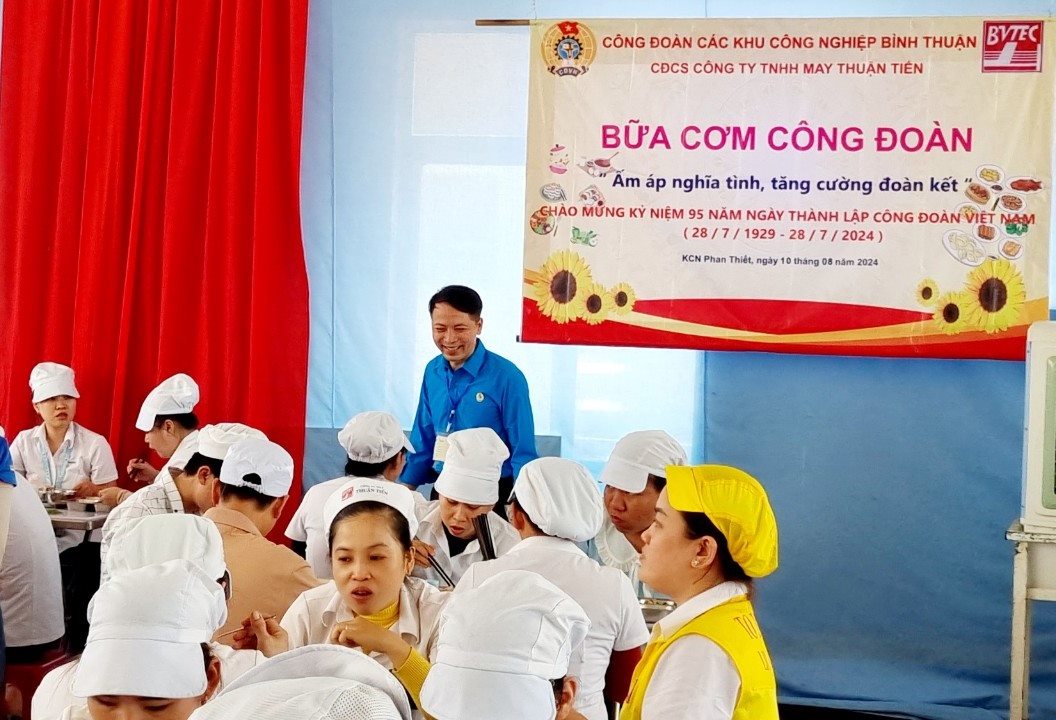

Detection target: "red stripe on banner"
[520, 299, 1027, 360]
[633, 298, 932, 335]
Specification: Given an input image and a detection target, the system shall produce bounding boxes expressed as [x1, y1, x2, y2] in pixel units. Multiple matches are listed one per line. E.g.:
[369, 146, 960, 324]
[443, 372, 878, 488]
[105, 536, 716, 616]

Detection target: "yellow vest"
[620, 594, 778, 720]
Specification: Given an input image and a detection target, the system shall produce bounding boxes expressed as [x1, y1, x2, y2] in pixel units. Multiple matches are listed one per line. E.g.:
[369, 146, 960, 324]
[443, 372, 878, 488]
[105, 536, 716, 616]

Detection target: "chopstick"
[216, 615, 275, 638]
[474, 514, 496, 560]
[427, 553, 456, 587]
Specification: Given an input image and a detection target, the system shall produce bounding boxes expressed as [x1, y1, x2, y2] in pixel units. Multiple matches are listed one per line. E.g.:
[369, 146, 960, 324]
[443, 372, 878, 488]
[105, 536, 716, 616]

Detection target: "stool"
[1007, 521, 1056, 720]
[2, 648, 73, 720]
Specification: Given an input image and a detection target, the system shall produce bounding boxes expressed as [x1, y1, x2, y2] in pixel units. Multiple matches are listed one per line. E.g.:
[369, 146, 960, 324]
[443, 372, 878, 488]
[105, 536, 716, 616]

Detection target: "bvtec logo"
[982, 21, 1043, 72]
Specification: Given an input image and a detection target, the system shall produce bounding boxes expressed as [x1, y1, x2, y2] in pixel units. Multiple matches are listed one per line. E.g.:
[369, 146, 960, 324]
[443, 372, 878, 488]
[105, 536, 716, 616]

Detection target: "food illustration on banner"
[548, 144, 570, 174]
[529, 206, 558, 236]
[578, 153, 620, 178]
[570, 227, 598, 247]
[540, 183, 567, 201]
[578, 184, 606, 207]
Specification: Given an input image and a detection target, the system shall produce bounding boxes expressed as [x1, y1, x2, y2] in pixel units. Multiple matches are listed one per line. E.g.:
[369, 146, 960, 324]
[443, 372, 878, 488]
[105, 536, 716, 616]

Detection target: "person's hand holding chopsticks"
[230, 611, 289, 657]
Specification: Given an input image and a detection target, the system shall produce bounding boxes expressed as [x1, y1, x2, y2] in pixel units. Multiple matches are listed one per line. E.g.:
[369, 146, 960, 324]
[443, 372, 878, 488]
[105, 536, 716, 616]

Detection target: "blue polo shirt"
[403, 341, 537, 487]
[0, 436, 15, 486]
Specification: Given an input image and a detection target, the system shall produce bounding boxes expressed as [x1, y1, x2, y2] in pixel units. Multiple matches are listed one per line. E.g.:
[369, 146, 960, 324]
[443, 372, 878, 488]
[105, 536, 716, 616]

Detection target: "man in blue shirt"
[403, 285, 538, 517]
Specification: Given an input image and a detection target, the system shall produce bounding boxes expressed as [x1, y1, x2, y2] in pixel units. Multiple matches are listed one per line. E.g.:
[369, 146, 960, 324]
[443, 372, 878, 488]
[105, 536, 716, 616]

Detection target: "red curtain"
[0, 0, 311, 537]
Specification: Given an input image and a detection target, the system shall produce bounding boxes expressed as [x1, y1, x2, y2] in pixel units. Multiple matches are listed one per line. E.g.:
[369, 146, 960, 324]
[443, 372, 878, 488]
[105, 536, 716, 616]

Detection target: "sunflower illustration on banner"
[918, 259, 1026, 336]
[526, 250, 636, 326]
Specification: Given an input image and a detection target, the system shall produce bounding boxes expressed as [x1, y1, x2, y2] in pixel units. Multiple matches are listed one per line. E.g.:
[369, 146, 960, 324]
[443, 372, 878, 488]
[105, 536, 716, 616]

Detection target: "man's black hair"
[428, 285, 483, 317]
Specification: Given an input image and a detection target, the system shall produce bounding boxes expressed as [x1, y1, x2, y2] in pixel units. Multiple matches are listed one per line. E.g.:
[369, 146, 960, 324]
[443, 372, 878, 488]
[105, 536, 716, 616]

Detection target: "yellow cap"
[666, 464, 778, 578]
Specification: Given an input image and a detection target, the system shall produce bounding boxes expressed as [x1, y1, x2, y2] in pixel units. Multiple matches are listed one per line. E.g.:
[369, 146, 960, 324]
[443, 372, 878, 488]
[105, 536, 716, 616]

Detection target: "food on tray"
[979, 168, 1001, 183]
[1011, 178, 1042, 192]
[965, 183, 990, 204]
[977, 225, 996, 241]
[943, 229, 985, 265]
[529, 207, 556, 235]
[1002, 240, 1023, 259]
[1000, 194, 1024, 211]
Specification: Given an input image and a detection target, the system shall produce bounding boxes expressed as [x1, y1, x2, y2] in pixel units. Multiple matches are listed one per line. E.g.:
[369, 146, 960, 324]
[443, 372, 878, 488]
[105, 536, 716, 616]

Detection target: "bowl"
[39, 489, 67, 505]
[67, 499, 112, 513]
[639, 598, 676, 626]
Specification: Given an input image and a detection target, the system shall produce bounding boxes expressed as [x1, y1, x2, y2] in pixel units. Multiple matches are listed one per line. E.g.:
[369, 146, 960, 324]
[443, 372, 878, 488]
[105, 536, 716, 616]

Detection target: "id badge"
[433, 433, 450, 462]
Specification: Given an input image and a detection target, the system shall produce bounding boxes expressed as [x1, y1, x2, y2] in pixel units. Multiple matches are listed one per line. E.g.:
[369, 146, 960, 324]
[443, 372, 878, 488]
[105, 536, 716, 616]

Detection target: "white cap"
[512, 458, 604, 543]
[323, 478, 420, 541]
[600, 430, 687, 493]
[198, 423, 268, 461]
[338, 411, 414, 463]
[136, 373, 200, 431]
[421, 570, 590, 720]
[190, 678, 405, 720]
[105, 514, 227, 582]
[30, 362, 79, 403]
[193, 645, 412, 720]
[218, 438, 294, 498]
[434, 427, 509, 505]
[74, 560, 228, 699]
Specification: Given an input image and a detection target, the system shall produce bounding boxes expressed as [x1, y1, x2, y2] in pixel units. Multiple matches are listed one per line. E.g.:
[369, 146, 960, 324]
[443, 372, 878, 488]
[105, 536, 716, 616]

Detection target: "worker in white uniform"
[412, 427, 519, 587]
[459, 457, 649, 720]
[98, 427, 214, 583]
[281, 478, 449, 714]
[1, 472, 64, 663]
[2, 474, 63, 720]
[285, 411, 422, 579]
[181, 422, 268, 514]
[33, 513, 267, 720]
[62, 560, 227, 720]
[205, 436, 322, 643]
[620, 465, 779, 720]
[421, 569, 591, 720]
[589, 431, 687, 598]
[188, 645, 412, 720]
[124, 372, 203, 488]
[9, 362, 118, 498]
[9, 367, 120, 653]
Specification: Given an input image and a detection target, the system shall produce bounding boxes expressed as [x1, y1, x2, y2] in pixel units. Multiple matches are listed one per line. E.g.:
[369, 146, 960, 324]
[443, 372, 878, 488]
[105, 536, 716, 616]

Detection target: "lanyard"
[444, 369, 473, 432]
[36, 431, 75, 490]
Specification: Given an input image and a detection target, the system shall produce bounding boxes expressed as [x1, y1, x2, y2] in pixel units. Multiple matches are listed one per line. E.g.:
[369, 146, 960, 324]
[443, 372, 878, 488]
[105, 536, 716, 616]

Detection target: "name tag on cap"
[433, 433, 450, 462]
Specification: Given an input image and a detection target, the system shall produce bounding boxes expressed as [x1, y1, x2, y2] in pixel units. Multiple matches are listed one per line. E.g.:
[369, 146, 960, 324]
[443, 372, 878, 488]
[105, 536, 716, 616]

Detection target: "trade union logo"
[982, 20, 1043, 72]
[542, 21, 597, 77]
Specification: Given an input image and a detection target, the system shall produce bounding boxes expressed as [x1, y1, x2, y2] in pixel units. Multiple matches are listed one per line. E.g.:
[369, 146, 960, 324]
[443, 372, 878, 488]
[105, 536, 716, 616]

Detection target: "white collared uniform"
[591, 516, 666, 599]
[459, 536, 649, 720]
[10, 422, 118, 492]
[411, 503, 519, 587]
[156, 429, 200, 481]
[280, 575, 449, 667]
[0, 476, 64, 648]
[286, 476, 430, 579]
[98, 473, 186, 583]
[33, 643, 265, 720]
[641, 581, 745, 719]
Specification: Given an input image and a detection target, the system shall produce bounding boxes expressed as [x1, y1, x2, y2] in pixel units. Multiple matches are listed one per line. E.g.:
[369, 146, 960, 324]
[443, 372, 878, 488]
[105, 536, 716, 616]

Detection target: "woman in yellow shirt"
[620, 464, 779, 720]
[280, 478, 448, 717]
